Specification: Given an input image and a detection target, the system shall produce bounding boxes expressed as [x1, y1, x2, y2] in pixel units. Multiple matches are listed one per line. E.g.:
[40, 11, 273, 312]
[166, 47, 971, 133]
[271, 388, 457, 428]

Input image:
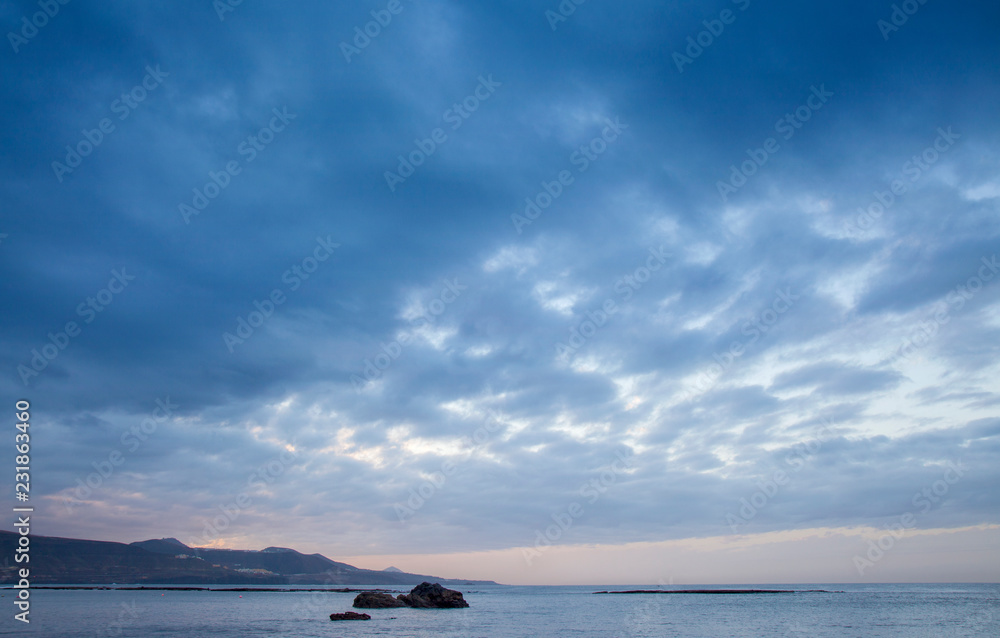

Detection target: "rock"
[330, 611, 371, 621]
[353, 591, 407, 608]
[397, 582, 470, 608]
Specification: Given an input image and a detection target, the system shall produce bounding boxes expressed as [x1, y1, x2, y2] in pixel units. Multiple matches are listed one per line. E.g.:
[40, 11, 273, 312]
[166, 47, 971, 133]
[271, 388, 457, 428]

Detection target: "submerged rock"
[397, 582, 469, 608]
[353, 591, 406, 608]
[330, 611, 371, 621]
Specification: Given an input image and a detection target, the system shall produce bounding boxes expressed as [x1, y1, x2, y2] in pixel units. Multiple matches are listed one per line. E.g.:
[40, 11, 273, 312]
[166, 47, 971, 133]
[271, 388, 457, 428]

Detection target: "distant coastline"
[0, 531, 496, 587]
[3, 585, 843, 595]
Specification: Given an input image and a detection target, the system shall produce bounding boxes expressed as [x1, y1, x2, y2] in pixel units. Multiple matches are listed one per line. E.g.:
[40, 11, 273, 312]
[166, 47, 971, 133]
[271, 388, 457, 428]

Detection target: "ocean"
[1, 583, 997, 637]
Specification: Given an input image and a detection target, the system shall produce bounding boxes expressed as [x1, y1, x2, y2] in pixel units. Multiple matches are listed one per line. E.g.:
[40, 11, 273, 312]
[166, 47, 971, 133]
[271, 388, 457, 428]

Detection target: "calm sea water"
[1, 583, 997, 637]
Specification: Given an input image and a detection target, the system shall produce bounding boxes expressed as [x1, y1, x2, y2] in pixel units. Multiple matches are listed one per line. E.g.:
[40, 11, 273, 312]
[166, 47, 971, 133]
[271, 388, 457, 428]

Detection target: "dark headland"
[0, 530, 495, 587]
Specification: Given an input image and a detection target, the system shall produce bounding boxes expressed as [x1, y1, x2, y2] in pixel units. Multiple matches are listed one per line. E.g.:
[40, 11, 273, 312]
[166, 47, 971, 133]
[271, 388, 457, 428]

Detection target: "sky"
[1, 0, 999, 585]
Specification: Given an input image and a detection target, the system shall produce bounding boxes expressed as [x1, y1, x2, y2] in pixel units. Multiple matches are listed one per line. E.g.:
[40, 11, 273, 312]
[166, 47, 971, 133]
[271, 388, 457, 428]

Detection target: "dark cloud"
[1, 0, 998, 556]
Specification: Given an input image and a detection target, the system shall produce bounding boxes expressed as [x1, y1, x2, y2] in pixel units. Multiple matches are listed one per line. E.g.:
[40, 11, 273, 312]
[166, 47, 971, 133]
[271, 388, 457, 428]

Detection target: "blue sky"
[2, 0, 999, 584]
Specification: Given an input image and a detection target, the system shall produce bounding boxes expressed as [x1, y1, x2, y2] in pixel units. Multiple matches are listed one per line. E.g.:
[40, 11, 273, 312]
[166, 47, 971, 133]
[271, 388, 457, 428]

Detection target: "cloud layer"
[1, 0, 999, 580]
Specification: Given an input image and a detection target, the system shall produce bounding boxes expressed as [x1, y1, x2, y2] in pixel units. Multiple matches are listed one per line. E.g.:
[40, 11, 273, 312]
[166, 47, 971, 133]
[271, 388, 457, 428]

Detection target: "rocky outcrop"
[353, 582, 469, 609]
[330, 611, 371, 621]
[396, 582, 469, 608]
[353, 591, 406, 608]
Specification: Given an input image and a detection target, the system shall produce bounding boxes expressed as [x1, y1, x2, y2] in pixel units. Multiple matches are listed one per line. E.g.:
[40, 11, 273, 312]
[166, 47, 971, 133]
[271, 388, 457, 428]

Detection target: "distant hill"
[383, 566, 404, 573]
[0, 531, 496, 586]
[130, 537, 188, 554]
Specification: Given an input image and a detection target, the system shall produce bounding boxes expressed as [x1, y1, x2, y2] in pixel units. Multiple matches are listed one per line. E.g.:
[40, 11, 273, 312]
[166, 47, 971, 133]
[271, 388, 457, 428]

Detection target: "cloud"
[2, 0, 999, 582]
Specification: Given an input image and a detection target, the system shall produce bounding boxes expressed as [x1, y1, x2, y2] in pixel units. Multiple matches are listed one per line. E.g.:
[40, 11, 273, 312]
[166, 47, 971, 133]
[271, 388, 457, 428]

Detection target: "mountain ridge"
[0, 531, 496, 586]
